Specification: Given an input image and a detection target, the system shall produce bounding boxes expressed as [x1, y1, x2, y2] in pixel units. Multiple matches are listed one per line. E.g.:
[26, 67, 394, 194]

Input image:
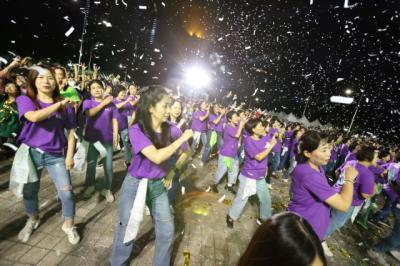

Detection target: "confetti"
[64, 26, 75, 37]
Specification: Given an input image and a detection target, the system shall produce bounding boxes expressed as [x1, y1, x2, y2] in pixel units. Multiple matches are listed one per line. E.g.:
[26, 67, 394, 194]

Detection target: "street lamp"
[348, 91, 363, 133]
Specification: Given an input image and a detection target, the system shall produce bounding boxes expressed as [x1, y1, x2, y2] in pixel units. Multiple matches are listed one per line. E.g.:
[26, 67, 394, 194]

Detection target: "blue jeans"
[120, 128, 132, 163]
[167, 171, 181, 206]
[229, 174, 272, 220]
[325, 206, 356, 237]
[110, 175, 174, 266]
[372, 191, 395, 222]
[190, 131, 207, 157]
[323, 160, 336, 176]
[214, 155, 239, 185]
[201, 131, 223, 163]
[85, 142, 114, 190]
[267, 152, 280, 177]
[283, 157, 297, 180]
[278, 149, 289, 170]
[374, 202, 400, 252]
[23, 149, 75, 219]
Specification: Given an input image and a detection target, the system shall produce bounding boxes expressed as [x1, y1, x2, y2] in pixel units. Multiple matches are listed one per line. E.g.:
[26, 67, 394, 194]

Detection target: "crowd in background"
[1, 55, 400, 266]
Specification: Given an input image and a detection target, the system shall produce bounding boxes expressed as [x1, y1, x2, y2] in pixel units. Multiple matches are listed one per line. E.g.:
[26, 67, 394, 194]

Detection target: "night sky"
[1, 0, 400, 141]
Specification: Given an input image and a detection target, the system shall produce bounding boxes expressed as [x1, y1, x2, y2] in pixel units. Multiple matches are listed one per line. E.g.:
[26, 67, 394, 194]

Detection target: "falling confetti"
[64, 26, 75, 37]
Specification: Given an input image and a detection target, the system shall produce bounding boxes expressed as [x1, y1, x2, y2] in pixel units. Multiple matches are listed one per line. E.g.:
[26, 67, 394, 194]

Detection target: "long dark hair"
[238, 212, 327, 266]
[26, 65, 63, 109]
[134, 85, 171, 148]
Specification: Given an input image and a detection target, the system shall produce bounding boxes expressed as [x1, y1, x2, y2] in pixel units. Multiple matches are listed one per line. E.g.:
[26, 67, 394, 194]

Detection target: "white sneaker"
[321, 241, 333, 257]
[101, 189, 114, 203]
[283, 179, 289, 183]
[62, 224, 80, 245]
[18, 218, 40, 243]
[83, 186, 95, 199]
[390, 249, 400, 262]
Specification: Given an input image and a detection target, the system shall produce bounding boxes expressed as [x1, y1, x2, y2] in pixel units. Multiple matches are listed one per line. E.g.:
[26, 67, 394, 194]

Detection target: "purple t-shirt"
[82, 99, 119, 143]
[125, 95, 137, 116]
[128, 123, 187, 179]
[219, 123, 240, 158]
[283, 130, 293, 148]
[112, 99, 129, 132]
[352, 163, 375, 206]
[209, 113, 224, 132]
[288, 163, 337, 241]
[268, 128, 281, 153]
[191, 110, 208, 132]
[340, 144, 349, 158]
[289, 139, 299, 159]
[241, 134, 272, 179]
[16, 95, 77, 155]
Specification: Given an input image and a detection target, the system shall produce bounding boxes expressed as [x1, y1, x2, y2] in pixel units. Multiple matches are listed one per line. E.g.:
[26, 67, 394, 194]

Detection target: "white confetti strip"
[65, 26, 75, 37]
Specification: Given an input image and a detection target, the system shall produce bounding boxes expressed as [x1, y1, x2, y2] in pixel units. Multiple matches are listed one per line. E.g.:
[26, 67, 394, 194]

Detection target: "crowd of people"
[1, 55, 400, 266]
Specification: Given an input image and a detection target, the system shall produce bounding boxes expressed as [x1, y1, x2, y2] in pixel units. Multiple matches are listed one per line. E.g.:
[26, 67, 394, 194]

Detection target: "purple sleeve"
[82, 100, 92, 113]
[129, 125, 153, 155]
[359, 172, 375, 195]
[170, 124, 187, 151]
[303, 173, 337, 202]
[65, 106, 77, 129]
[16, 95, 36, 119]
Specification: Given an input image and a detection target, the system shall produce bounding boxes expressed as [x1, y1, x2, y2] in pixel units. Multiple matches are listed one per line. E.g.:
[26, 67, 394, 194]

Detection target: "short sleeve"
[64, 106, 77, 129]
[16, 95, 36, 119]
[82, 99, 92, 113]
[129, 125, 153, 155]
[303, 173, 337, 202]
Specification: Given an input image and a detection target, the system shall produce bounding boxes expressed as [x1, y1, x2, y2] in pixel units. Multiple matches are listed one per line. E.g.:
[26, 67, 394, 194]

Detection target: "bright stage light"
[184, 66, 211, 87]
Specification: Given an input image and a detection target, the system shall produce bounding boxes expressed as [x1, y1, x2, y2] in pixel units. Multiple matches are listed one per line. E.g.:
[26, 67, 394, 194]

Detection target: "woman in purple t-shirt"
[283, 128, 305, 181]
[288, 131, 358, 248]
[325, 145, 377, 238]
[82, 80, 119, 203]
[201, 104, 226, 163]
[112, 84, 133, 167]
[190, 101, 210, 159]
[227, 118, 276, 227]
[210, 110, 245, 194]
[15, 66, 80, 245]
[110, 85, 193, 266]
[126, 83, 140, 124]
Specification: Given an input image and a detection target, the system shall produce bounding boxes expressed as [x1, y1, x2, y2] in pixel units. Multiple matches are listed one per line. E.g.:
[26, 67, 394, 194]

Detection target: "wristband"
[344, 179, 355, 184]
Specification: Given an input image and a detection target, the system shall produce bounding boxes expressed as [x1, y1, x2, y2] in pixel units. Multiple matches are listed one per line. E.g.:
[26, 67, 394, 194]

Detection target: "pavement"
[0, 151, 399, 265]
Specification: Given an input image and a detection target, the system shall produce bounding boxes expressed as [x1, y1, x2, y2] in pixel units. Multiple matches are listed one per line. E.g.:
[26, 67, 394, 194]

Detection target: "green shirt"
[0, 94, 22, 137]
[60, 86, 81, 102]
